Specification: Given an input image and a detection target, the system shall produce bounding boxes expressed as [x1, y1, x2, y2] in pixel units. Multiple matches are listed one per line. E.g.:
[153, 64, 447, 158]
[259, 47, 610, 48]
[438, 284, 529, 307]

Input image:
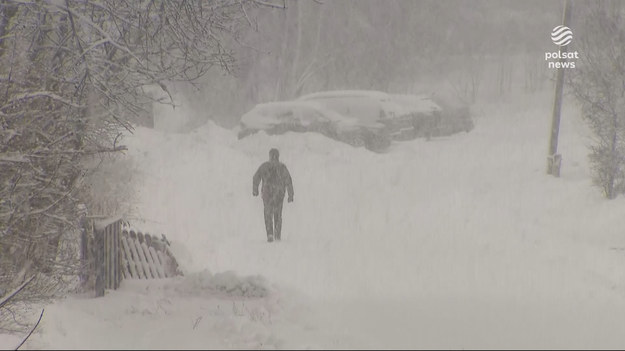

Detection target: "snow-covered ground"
[5, 92, 625, 349]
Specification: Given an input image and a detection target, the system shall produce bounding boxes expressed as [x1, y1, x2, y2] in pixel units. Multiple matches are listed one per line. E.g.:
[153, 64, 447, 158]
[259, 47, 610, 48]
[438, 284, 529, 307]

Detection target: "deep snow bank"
[123, 93, 625, 304]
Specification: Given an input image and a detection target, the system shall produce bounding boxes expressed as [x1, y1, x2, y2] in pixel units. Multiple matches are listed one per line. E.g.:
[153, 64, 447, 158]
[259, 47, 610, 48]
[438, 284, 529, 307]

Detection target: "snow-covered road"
[11, 94, 625, 349]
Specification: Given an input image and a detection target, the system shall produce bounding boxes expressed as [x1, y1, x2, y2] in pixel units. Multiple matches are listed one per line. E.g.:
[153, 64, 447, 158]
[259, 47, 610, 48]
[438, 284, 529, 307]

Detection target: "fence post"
[95, 226, 105, 297]
[79, 216, 88, 287]
[93, 217, 123, 297]
[109, 224, 114, 289]
[114, 220, 121, 289]
[106, 225, 111, 290]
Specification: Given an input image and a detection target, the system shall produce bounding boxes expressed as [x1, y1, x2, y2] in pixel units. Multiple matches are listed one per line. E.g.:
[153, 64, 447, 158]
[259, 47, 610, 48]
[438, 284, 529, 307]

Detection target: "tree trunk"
[0, 1, 18, 58]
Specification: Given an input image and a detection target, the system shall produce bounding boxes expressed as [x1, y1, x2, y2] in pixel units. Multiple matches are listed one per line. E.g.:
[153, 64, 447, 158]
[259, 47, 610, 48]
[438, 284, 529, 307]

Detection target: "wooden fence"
[81, 217, 182, 297]
[120, 228, 181, 280]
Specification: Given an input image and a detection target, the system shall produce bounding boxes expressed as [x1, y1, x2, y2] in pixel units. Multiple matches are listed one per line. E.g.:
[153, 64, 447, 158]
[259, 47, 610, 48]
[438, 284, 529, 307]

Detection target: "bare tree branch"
[15, 308, 44, 350]
[251, 0, 286, 9]
[0, 276, 35, 309]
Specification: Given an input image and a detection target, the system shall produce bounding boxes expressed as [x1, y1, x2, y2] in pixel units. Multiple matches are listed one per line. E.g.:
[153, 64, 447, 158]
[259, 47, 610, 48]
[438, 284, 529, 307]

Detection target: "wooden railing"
[81, 216, 182, 297]
[120, 228, 181, 280]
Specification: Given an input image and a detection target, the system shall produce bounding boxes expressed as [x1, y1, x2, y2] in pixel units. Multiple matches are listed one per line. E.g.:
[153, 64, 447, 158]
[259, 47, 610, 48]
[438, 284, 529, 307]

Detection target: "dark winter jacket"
[253, 160, 294, 201]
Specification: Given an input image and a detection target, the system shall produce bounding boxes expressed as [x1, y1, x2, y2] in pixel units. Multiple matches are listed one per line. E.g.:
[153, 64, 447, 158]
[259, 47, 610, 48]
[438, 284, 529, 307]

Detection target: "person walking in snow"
[253, 148, 294, 242]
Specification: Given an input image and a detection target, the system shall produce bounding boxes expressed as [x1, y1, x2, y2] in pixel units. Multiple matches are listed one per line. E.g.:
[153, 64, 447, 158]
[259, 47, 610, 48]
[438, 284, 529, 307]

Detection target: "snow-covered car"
[236, 99, 392, 151]
[237, 90, 473, 152]
[297, 90, 473, 141]
[428, 94, 474, 137]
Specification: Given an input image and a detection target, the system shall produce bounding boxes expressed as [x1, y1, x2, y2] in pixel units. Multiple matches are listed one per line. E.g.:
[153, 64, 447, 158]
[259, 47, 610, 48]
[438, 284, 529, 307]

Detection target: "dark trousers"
[263, 192, 284, 240]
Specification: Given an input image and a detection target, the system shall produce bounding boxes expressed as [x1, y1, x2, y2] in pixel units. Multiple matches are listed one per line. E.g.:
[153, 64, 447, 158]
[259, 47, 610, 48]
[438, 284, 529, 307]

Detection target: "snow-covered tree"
[569, 1, 625, 199]
[0, 0, 280, 328]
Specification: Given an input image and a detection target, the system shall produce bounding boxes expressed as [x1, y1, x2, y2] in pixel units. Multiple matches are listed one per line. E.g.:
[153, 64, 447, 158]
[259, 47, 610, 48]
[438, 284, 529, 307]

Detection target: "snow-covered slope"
[10, 92, 625, 349]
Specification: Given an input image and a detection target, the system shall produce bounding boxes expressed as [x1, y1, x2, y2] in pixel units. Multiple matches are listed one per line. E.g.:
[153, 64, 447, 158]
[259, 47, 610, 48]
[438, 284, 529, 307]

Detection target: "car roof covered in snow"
[240, 100, 362, 130]
[297, 90, 392, 101]
[298, 90, 442, 120]
[388, 94, 442, 116]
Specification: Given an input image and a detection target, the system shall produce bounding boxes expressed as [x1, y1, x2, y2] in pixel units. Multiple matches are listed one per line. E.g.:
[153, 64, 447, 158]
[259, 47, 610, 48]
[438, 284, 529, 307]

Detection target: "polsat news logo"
[545, 25, 578, 68]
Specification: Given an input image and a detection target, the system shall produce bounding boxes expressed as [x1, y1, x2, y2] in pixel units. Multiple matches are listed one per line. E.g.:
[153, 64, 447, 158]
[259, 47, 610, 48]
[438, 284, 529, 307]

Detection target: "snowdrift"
[11, 92, 625, 349]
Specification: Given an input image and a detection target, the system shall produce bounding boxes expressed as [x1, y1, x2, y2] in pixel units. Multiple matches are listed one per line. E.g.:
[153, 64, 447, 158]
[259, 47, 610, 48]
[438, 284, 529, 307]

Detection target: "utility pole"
[547, 0, 572, 177]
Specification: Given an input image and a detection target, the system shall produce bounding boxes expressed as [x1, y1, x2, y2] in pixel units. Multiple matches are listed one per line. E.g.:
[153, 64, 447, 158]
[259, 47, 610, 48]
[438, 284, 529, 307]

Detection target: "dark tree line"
[176, 0, 562, 129]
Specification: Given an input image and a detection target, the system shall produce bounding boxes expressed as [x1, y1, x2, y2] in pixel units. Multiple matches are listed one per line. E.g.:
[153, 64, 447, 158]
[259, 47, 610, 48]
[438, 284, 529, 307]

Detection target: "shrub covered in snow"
[180, 270, 270, 299]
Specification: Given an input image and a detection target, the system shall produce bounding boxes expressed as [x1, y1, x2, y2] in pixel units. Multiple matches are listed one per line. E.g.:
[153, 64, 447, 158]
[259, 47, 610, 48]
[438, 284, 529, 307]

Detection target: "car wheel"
[363, 130, 391, 152]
